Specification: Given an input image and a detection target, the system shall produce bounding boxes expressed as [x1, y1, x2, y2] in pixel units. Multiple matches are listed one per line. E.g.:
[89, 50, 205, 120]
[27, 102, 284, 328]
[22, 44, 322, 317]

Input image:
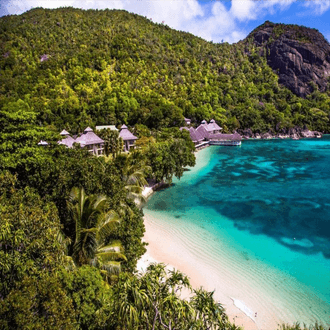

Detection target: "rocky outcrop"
[247, 21, 330, 97]
[237, 127, 322, 140]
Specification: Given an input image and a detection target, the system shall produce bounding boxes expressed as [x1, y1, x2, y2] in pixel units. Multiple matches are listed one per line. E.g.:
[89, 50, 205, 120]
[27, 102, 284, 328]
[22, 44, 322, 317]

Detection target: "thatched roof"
[75, 127, 104, 146]
[119, 125, 137, 141]
[58, 135, 75, 148]
[196, 125, 210, 140]
[60, 129, 70, 136]
[189, 127, 204, 142]
[209, 132, 242, 141]
[195, 123, 241, 141]
[180, 127, 204, 143]
[197, 119, 222, 132]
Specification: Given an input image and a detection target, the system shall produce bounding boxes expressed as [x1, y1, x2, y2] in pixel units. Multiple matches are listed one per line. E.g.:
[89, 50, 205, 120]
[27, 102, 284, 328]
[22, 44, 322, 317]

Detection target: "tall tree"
[67, 187, 126, 279]
[112, 263, 239, 330]
[0, 99, 59, 171]
[114, 152, 151, 204]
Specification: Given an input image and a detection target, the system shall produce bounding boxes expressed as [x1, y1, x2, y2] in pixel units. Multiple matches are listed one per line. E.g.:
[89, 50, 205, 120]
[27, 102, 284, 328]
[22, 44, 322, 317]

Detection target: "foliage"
[1, 8, 330, 134]
[116, 200, 147, 273]
[143, 128, 195, 183]
[114, 151, 150, 202]
[98, 128, 123, 158]
[112, 263, 239, 330]
[59, 265, 112, 330]
[67, 187, 126, 281]
[0, 172, 76, 329]
[0, 172, 66, 297]
[0, 273, 76, 330]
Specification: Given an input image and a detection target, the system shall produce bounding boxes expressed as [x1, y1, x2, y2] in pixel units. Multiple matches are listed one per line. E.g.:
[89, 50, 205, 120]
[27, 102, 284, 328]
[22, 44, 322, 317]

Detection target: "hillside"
[1, 8, 330, 133]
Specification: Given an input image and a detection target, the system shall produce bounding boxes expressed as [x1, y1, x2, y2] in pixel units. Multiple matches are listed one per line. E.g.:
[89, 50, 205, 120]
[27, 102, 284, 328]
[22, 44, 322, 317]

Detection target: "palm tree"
[113, 263, 194, 330]
[115, 152, 151, 205]
[67, 187, 126, 280]
[190, 288, 234, 330]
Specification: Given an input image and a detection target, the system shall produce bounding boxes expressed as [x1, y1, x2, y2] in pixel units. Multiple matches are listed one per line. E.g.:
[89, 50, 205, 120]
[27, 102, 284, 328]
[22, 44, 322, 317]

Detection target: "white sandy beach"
[137, 147, 330, 330]
[138, 212, 268, 330]
[136, 148, 271, 330]
[136, 148, 262, 329]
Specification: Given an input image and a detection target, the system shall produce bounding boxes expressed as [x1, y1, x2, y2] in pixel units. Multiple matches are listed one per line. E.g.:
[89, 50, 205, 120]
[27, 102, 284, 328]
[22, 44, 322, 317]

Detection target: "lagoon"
[143, 136, 330, 329]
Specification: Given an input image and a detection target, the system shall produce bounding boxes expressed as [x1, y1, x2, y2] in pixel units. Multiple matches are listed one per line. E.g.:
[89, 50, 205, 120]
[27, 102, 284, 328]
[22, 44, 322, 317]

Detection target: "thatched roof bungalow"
[183, 120, 241, 146]
[180, 127, 204, 145]
[119, 125, 137, 151]
[58, 127, 104, 156]
[58, 130, 76, 148]
[196, 119, 222, 135]
[75, 127, 104, 155]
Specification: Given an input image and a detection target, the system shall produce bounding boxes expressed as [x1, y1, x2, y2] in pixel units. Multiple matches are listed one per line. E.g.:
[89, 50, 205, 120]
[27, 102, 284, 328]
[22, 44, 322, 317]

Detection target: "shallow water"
[144, 136, 330, 327]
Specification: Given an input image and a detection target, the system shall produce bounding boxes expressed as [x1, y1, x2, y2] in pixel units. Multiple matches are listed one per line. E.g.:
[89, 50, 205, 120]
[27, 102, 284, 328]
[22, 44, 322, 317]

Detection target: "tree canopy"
[1, 7, 330, 134]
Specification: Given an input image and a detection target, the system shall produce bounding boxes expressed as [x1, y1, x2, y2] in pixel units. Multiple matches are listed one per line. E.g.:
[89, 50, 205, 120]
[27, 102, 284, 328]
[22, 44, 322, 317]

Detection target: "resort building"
[58, 127, 105, 156]
[119, 124, 138, 152]
[180, 127, 204, 145]
[95, 125, 118, 131]
[75, 127, 104, 156]
[37, 140, 48, 146]
[58, 129, 75, 148]
[196, 119, 222, 139]
[182, 119, 242, 147]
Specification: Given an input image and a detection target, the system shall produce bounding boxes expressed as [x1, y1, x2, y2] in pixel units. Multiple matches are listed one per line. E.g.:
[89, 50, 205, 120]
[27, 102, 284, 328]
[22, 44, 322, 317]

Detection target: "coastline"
[138, 213, 261, 330]
[140, 209, 330, 330]
[137, 150, 262, 330]
[138, 144, 330, 330]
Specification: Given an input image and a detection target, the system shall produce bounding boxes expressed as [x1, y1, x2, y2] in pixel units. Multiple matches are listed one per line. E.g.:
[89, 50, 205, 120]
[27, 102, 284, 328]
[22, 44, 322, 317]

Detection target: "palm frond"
[101, 261, 122, 276]
[96, 251, 127, 262]
[96, 213, 120, 242]
[97, 240, 124, 253]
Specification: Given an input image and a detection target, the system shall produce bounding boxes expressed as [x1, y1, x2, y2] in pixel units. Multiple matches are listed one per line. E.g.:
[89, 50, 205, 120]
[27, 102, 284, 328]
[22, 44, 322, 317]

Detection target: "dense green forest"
[1, 7, 330, 134]
[0, 7, 329, 329]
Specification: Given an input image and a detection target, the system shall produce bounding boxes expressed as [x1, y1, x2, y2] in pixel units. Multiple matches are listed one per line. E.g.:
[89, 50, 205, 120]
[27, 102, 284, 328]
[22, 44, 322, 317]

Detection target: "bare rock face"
[237, 126, 322, 139]
[248, 21, 330, 97]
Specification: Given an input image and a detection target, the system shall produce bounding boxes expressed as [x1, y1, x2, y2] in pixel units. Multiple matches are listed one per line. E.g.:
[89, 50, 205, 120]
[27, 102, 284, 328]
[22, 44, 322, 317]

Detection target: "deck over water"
[209, 140, 241, 146]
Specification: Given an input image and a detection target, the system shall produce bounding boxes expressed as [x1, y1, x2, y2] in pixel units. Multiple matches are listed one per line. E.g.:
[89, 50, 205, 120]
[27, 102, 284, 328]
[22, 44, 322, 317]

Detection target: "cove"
[144, 136, 330, 328]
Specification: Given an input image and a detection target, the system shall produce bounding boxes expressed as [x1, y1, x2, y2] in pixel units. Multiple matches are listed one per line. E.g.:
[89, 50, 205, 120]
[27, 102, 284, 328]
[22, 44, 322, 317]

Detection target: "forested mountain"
[1, 7, 330, 134]
[1, 8, 329, 329]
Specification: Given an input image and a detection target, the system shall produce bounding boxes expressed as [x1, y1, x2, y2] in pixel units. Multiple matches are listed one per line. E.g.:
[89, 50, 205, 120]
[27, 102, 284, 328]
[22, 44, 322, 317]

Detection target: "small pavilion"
[58, 129, 76, 148]
[58, 128, 104, 156]
[181, 119, 241, 146]
[119, 125, 137, 151]
[75, 127, 105, 156]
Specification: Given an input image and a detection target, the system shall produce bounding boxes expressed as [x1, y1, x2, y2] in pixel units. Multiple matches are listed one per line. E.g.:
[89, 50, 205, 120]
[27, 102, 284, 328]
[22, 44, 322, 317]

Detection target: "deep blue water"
[145, 136, 330, 324]
[147, 137, 330, 259]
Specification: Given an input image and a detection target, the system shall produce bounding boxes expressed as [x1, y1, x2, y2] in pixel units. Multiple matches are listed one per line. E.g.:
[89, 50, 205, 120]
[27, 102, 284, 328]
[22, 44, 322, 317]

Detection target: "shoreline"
[137, 140, 330, 330]
[138, 213, 262, 330]
[138, 151, 262, 330]
[140, 209, 330, 330]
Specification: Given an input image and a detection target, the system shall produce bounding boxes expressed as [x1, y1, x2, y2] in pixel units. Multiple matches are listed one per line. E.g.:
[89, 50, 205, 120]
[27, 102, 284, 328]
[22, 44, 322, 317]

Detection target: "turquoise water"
[144, 136, 330, 326]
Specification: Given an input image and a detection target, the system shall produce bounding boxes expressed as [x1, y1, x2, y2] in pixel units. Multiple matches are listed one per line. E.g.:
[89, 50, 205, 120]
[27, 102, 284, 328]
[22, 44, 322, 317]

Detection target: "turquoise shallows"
[144, 136, 330, 326]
